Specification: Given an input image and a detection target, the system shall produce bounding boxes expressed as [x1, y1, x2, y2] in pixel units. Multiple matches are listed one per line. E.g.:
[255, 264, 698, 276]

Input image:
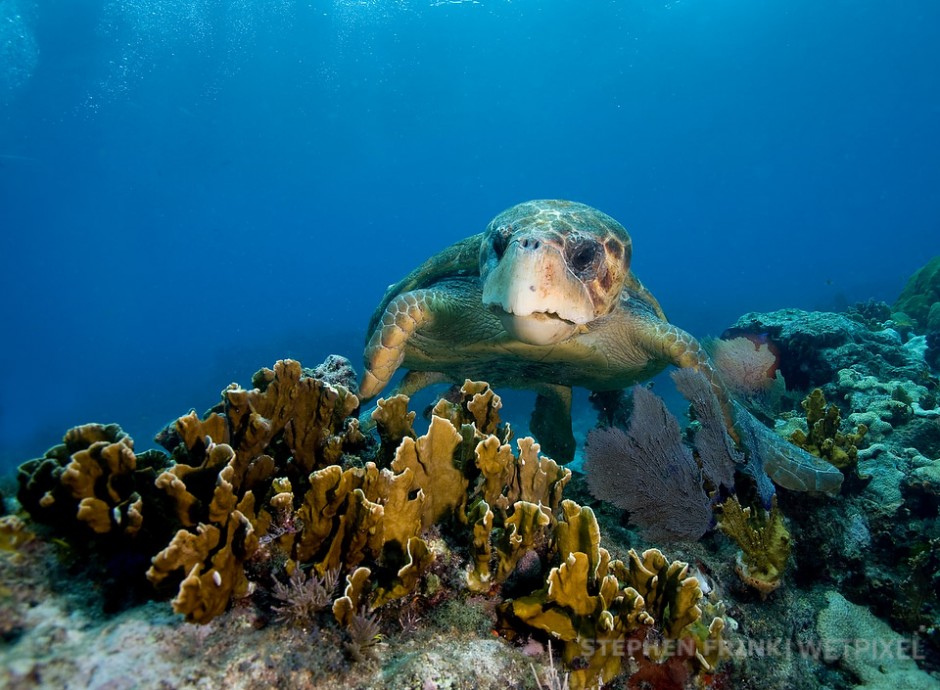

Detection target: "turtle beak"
[482, 239, 594, 345]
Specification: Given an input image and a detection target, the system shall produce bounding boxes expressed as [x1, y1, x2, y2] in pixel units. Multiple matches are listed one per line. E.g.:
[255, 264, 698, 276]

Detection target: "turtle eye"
[492, 226, 512, 259]
[569, 240, 600, 274]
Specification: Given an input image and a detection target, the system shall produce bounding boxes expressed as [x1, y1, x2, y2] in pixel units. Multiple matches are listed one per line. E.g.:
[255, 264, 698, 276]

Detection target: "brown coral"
[717, 496, 791, 596]
[391, 415, 468, 528]
[147, 443, 265, 623]
[223, 359, 364, 473]
[370, 394, 417, 466]
[431, 379, 511, 442]
[467, 437, 571, 591]
[17, 423, 148, 537]
[789, 388, 867, 471]
[505, 500, 718, 690]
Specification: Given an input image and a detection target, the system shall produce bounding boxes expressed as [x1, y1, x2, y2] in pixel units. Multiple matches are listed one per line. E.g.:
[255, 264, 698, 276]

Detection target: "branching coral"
[391, 415, 468, 528]
[789, 388, 867, 471]
[224, 359, 365, 473]
[369, 394, 416, 466]
[147, 442, 264, 623]
[16, 423, 171, 540]
[717, 496, 791, 596]
[431, 379, 512, 444]
[467, 435, 570, 591]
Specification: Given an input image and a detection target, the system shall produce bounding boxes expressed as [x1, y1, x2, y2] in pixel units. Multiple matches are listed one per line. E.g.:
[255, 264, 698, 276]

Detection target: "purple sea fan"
[584, 385, 711, 542]
[671, 367, 741, 491]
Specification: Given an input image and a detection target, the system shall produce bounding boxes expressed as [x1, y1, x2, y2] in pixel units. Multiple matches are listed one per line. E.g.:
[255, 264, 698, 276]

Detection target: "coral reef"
[4, 320, 939, 689]
[738, 304, 940, 667]
[893, 255, 940, 330]
[728, 308, 929, 389]
[16, 423, 162, 536]
[817, 591, 937, 690]
[8, 360, 727, 688]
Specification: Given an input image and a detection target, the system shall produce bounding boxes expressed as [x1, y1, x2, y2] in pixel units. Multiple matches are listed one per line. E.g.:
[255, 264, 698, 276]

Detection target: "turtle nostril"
[521, 238, 540, 250]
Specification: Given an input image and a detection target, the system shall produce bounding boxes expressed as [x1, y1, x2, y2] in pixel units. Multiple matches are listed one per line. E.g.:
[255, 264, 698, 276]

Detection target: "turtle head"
[480, 200, 632, 345]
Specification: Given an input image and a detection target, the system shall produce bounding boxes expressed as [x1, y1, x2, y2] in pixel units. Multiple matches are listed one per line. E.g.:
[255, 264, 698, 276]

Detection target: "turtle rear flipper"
[530, 384, 576, 463]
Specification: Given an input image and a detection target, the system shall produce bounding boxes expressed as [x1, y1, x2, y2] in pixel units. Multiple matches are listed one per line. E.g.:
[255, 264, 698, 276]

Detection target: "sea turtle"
[360, 199, 842, 494]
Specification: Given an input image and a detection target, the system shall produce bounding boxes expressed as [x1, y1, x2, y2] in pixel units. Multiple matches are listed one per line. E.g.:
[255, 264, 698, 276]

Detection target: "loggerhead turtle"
[360, 199, 842, 494]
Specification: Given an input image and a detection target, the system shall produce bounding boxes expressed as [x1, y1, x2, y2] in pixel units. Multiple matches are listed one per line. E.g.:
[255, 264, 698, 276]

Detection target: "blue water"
[1, 0, 938, 471]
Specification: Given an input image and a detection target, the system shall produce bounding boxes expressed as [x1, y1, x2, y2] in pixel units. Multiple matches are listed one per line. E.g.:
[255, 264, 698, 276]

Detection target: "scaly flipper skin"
[366, 233, 484, 339]
[360, 200, 843, 493]
[638, 319, 740, 442]
[734, 404, 844, 494]
[360, 289, 445, 400]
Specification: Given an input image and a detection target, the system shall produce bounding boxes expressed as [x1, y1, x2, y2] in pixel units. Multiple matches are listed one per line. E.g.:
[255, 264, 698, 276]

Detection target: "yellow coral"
[555, 500, 602, 576]
[466, 441, 571, 592]
[155, 442, 245, 527]
[790, 388, 867, 470]
[147, 489, 260, 623]
[391, 415, 468, 528]
[370, 394, 416, 466]
[506, 500, 714, 689]
[175, 411, 230, 451]
[0, 515, 34, 555]
[431, 379, 511, 443]
[222, 359, 361, 472]
[494, 500, 551, 582]
[612, 548, 702, 639]
[372, 536, 433, 607]
[717, 496, 791, 596]
[467, 500, 495, 590]
[333, 566, 372, 628]
[292, 461, 429, 601]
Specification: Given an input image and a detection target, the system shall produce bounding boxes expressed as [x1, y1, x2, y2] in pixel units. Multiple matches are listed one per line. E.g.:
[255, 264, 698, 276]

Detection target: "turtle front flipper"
[641, 319, 843, 495]
[530, 384, 575, 462]
[361, 289, 444, 400]
[366, 233, 485, 338]
[734, 405, 843, 495]
[643, 320, 738, 439]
